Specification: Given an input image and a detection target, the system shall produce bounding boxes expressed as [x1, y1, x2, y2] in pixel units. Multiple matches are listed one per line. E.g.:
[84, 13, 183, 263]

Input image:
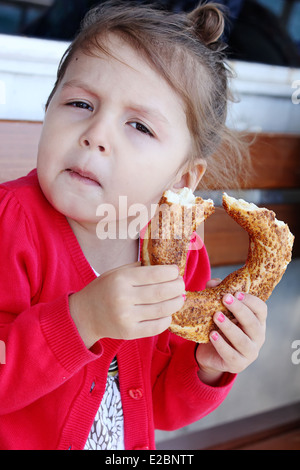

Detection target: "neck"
[67, 218, 141, 276]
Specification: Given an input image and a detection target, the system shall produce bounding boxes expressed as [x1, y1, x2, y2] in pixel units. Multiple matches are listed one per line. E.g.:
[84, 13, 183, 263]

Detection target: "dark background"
[0, 0, 300, 67]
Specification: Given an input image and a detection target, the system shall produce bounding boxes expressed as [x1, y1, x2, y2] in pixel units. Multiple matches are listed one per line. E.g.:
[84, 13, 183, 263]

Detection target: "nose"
[79, 116, 111, 155]
[81, 139, 106, 153]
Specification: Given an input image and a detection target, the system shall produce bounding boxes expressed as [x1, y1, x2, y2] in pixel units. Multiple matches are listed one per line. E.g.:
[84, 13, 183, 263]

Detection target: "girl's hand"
[69, 262, 185, 349]
[196, 278, 268, 385]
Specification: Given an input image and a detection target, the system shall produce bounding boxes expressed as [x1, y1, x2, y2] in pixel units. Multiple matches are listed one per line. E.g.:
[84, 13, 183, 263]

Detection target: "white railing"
[0, 33, 299, 133]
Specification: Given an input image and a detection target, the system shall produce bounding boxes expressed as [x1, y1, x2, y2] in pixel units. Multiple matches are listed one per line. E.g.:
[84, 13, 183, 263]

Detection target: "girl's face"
[37, 35, 197, 228]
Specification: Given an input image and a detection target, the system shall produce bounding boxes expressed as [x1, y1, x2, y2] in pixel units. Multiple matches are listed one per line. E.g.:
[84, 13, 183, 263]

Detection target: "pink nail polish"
[182, 294, 186, 301]
[217, 312, 225, 323]
[211, 332, 219, 341]
[224, 294, 234, 305]
[237, 292, 245, 301]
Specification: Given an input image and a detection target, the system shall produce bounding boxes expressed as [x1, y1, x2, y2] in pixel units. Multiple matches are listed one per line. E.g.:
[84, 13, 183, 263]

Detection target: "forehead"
[60, 34, 188, 121]
[65, 34, 171, 86]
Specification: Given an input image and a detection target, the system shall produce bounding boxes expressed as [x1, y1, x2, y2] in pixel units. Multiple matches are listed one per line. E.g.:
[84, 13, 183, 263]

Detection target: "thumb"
[206, 278, 222, 288]
[100, 261, 141, 279]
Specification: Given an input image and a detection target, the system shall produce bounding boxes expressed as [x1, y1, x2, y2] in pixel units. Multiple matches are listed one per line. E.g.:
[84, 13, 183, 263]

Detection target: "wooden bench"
[0, 119, 299, 267]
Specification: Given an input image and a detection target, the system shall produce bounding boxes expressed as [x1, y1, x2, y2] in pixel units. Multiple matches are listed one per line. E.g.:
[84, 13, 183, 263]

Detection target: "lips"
[66, 167, 101, 187]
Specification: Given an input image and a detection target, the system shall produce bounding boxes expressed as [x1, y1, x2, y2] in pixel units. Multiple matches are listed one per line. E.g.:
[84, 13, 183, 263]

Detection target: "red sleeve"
[0, 189, 101, 414]
[152, 333, 236, 430]
[184, 232, 211, 291]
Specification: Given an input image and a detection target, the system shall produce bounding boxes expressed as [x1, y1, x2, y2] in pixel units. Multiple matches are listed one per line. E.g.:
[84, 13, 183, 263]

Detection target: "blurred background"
[0, 0, 299, 450]
[0, 0, 300, 66]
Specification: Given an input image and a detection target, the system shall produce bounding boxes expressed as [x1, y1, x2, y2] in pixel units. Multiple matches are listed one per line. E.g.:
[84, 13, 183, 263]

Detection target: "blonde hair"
[46, 0, 250, 190]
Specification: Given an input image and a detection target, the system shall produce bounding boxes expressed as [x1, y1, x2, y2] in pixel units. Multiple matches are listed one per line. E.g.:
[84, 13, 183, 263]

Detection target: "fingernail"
[217, 312, 225, 323]
[182, 294, 186, 301]
[236, 292, 245, 301]
[211, 332, 219, 341]
[224, 294, 234, 305]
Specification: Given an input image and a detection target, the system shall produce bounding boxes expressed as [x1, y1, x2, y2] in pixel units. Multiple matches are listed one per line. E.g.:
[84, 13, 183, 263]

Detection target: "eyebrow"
[61, 79, 99, 99]
[127, 105, 170, 125]
[61, 79, 170, 125]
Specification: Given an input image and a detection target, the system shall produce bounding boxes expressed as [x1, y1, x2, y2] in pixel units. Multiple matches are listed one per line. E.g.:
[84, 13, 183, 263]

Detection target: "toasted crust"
[142, 193, 215, 276]
[141, 190, 294, 343]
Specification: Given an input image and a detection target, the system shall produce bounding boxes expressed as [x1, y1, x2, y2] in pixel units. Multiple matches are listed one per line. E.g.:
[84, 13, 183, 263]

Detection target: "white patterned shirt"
[84, 267, 125, 450]
[84, 357, 125, 450]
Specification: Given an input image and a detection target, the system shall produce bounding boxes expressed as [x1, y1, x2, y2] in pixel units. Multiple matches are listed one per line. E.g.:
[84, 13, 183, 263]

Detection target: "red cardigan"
[0, 170, 235, 450]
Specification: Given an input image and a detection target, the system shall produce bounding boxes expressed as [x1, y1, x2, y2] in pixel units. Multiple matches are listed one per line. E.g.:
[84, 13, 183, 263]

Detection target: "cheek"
[37, 144, 55, 193]
[37, 140, 50, 190]
[37, 132, 67, 206]
[38, 120, 56, 162]
[37, 124, 68, 174]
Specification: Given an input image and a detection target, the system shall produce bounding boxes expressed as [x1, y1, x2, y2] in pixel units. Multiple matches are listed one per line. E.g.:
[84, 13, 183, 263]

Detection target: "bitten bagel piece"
[142, 188, 215, 277]
[142, 189, 294, 343]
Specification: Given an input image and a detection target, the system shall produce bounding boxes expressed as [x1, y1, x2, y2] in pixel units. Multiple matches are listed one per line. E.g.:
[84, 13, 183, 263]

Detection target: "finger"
[222, 293, 264, 342]
[209, 329, 245, 373]
[135, 315, 173, 338]
[206, 278, 222, 288]
[213, 311, 258, 359]
[236, 292, 268, 325]
[134, 276, 186, 305]
[136, 294, 185, 321]
[131, 265, 180, 286]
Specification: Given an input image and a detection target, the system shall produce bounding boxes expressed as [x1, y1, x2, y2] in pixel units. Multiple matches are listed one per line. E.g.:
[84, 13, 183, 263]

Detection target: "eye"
[66, 101, 94, 112]
[129, 122, 154, 137]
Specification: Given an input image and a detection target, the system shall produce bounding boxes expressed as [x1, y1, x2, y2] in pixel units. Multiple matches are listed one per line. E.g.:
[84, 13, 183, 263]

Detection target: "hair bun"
[188, 2, 225, 46]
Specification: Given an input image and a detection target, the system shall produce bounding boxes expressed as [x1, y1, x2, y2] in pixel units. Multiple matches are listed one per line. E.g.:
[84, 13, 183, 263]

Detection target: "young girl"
[0, 1, 267, 450]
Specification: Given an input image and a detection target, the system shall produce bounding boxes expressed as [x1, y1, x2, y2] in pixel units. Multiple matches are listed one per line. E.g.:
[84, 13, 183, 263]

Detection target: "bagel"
[142, 188, 215, 277]
[141, 188, 294, 343]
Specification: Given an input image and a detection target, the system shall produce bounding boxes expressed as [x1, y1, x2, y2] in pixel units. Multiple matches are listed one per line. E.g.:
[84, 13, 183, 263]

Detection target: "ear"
[171, 160, 207, 193]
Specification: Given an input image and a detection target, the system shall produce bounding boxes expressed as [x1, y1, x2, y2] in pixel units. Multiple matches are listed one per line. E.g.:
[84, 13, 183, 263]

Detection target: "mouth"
[66, 168, 101, 187]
